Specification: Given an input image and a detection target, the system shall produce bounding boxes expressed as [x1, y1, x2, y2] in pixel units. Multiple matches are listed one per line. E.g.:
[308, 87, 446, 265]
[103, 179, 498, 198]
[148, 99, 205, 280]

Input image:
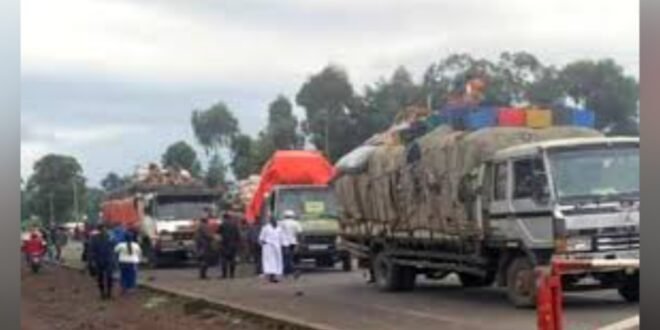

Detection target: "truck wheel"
[506, 257, 536, 308]
[399, 266, 417, 291]
[373, 252, 402, 291]
[618, 274, 639, 303]
[341, 254, 353, 272]
[459, 272, 494, 288]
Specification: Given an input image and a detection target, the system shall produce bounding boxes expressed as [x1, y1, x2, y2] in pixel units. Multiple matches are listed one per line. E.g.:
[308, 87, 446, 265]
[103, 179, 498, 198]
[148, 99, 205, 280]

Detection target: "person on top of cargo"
[279, 210, 302, 276]
[194, 216, 217, 280]
[218, 213, 241, 279]
[259, 216, 285, 283]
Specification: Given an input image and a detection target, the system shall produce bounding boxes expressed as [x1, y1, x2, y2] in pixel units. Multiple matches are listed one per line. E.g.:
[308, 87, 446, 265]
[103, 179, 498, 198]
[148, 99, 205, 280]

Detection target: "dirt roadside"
[21, 265, 264, 330]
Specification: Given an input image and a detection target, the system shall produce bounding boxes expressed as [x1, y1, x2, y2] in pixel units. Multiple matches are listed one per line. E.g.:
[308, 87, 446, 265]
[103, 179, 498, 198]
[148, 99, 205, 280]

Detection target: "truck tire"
[459, 272, 495, 288]
[506, 256, 536, 308]
[618, 274, 639, 303]
[373, 252, 402, 291]
[341, 254, 353, 272]
[399, 266, 417, 291]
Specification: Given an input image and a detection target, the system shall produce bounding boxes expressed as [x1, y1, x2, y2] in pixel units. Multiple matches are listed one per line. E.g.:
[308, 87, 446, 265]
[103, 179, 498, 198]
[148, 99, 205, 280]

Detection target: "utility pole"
[324, 107, 330, 158]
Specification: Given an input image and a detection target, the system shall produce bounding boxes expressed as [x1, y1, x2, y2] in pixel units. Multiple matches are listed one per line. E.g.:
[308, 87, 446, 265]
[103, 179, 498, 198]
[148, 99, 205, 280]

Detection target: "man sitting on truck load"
[279, 210, 302, 276]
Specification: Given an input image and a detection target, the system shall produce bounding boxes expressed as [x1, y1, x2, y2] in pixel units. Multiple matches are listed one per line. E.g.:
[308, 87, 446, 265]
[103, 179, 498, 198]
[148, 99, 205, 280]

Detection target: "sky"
[21, 0, 640, 187]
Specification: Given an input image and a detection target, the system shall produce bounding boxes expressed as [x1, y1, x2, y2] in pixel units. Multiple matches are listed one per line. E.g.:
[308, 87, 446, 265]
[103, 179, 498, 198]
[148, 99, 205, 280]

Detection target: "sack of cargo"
[498, 107, 526, 126]
[466, 106, 497, 130]
[335, 145, 377, 174]
[526, 108, 552, 128]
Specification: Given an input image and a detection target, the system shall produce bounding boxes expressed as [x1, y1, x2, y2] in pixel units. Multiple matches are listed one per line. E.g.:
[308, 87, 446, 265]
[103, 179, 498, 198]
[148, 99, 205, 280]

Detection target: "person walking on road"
[249, 223, 262, 275]
[89, 224, 116, 300]
[194, 214, 217, 280]
[279, 210, 302, 276]
[114, 231, 142, 294]
[218, 213, 241, 279]
[259, 217, 285, 283]
[54, 226, 68, 262]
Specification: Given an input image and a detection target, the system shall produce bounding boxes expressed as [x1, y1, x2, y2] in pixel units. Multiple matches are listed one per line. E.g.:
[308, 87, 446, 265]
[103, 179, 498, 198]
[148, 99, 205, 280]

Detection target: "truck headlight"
[565, 237, 592, 252]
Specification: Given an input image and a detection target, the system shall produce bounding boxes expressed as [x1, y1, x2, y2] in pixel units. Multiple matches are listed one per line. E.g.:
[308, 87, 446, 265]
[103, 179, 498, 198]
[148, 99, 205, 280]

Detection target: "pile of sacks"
[238, 175, 260, 206]
[133, 163, 202, 187]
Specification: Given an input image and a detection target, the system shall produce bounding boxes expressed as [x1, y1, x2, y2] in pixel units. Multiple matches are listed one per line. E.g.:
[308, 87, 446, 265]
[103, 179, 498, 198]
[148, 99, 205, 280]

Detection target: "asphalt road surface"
[64, 242, 638, 330]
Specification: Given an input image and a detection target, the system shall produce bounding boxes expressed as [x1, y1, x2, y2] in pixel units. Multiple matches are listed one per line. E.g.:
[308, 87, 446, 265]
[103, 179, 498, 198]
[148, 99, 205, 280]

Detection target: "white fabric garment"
[259, 224, 284, 275]
[114, 242, 142, 264]
[279, 219, 302, 247]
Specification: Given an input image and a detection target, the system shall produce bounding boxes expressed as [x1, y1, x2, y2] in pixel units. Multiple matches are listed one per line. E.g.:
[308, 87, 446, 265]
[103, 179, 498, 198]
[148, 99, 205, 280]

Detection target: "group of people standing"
[195, 210, 242, 280]
[82, 224, 141, 300]
[195, 208, 302, 283]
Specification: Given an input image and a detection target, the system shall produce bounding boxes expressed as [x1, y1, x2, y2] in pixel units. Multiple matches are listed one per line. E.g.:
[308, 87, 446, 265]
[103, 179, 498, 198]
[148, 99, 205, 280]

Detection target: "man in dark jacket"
[194, 216, 216, 279]
[218, 213, 241, 279]
[88, 224, 115, 299]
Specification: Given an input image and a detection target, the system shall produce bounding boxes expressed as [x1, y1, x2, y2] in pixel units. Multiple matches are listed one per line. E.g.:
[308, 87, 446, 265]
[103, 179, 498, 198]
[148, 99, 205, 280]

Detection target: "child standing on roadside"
[114, 232, 142, 294]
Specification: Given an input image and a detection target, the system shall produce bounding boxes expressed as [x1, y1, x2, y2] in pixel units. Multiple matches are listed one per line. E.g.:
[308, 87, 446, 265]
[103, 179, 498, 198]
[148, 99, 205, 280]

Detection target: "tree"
[161, 141, 202, 177]
[363, 66, 425, 134]
[266, 95, 303, 150]
[26, 154, 86, 225]
[100, 172, 126, 192]
[85, 187, 104, 224]
[205, 154, 227, 188]
[230, 134, 259, 180]
[560, 59, 639, 130]
[191, 102, 239, 154]
[296, 65, 363, 162]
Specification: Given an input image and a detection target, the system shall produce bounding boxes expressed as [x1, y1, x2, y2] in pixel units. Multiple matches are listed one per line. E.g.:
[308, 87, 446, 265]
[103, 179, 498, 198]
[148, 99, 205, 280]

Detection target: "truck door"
[510, 156, 553, 249]
[487, 160, 514, 240]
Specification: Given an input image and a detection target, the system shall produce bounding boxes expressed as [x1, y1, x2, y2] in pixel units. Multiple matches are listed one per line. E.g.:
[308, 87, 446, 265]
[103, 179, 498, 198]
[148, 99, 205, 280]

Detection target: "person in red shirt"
[22, 233, 46, 264]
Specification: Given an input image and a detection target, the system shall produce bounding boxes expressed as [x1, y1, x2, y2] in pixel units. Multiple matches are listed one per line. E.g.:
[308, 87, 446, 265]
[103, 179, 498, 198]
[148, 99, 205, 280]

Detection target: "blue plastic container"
[554, 107, 595, 128]
[466, 106, 497, 130]
[572, 109, 595, 128]
[440, 106, 470, 130]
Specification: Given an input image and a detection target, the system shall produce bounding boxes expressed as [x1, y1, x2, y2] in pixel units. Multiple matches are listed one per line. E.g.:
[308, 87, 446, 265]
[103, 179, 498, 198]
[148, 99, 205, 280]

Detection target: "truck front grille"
[303, 235, 335, 245]
[595, 233, 639, 251]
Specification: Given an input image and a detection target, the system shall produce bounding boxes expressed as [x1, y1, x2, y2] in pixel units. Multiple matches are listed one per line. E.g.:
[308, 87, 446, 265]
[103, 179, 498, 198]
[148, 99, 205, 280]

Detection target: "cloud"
[21, 0, 639, 184]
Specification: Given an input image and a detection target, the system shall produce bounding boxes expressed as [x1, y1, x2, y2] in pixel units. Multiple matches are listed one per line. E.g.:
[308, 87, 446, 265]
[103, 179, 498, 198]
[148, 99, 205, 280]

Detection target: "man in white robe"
[259, 218, 284, 282]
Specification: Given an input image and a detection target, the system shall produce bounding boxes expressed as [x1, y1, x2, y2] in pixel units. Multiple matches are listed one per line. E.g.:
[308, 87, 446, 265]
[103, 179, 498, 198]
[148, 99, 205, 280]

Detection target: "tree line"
[22, 51, 639, 225]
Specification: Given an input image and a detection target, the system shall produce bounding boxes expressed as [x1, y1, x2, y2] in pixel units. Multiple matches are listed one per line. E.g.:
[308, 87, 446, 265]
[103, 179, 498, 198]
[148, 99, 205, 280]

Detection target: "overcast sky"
[21, 0, 639, 186]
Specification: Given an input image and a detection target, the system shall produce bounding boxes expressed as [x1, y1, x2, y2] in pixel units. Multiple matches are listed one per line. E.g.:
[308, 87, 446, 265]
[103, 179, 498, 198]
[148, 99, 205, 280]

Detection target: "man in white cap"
[279, 210, 302, 276]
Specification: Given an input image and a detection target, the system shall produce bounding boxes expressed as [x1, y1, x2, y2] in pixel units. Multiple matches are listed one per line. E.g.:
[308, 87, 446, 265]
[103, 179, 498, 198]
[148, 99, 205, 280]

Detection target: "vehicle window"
[513, 158, 545, 199]
[493, 162, 508, 201]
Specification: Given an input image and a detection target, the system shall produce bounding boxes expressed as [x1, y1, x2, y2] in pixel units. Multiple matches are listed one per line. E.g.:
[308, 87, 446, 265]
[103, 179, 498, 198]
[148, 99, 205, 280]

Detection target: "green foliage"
[85, 187, 104, 224]
[100, 172, 126, 192]
[205, 153, 227, 188]
[161, 141, 202, 177]
[560, 59, 639, 129]
[266, 95, 303, 150]
[295, 65, 363, 162]
[191, 102, 239, 154]
[229, 134, 259, 180]
[26, 154, 86, 225]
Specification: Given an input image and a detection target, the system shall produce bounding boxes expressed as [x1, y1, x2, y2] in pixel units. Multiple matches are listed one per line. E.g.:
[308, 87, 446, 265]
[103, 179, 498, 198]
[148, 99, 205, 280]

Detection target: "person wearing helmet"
[279, 210, 302, 276]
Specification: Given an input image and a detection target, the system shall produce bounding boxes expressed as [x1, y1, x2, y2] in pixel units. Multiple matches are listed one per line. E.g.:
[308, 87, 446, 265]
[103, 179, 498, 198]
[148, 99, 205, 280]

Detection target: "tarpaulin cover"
[101, 198, 140, 230]
[245, 150, 335, 223]
[335, 125, 603, 238]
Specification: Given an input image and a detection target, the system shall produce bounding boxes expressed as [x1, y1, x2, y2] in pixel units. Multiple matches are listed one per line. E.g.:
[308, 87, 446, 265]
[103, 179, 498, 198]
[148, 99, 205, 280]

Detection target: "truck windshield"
[548, 145, 639, 202]
[155, 196, 215, 220]
[276, 187, 338, 220]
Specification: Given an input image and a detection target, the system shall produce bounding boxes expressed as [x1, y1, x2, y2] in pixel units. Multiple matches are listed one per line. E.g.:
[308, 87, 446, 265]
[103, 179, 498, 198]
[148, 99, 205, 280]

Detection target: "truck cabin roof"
[491, 136, 639, 161]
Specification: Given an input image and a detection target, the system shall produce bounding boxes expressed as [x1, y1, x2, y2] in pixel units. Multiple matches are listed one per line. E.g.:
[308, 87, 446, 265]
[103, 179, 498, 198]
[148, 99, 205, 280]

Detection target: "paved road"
[64, 242, 638, 330]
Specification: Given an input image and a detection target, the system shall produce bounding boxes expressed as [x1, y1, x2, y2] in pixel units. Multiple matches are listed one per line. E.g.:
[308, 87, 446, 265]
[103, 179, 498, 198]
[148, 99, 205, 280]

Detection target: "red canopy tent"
[245, 150, 335, 223]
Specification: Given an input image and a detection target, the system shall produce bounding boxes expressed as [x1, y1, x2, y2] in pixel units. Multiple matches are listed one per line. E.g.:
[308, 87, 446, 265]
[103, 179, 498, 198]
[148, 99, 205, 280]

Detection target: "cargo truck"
[102, 170, 221, 267]
[246, 151, 352, 271]
[334, 126, 639, 307]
